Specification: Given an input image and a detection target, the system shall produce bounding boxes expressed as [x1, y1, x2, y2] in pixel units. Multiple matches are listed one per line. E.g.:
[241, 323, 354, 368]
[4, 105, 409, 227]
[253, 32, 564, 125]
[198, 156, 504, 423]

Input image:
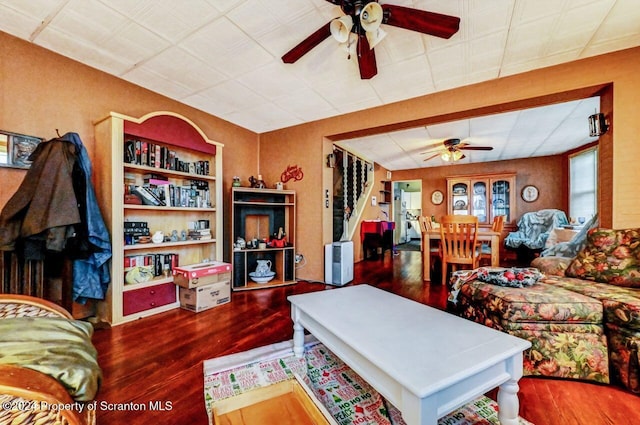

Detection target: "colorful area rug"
[203, 338, 534, 425]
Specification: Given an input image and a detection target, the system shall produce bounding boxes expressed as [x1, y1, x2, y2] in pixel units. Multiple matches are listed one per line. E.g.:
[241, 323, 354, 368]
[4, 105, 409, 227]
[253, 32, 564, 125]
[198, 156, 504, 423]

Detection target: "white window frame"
[569, 147, 598, 222]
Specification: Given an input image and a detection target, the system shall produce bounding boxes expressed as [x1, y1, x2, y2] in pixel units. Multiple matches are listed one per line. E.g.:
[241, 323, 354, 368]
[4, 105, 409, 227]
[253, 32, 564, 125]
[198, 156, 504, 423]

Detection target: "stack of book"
[130, 173, 210, 208]
[124, 138, 210, 176]
[124, 221, 150, 245]
[124, 253, 179, 277]
[188, 228, 212, 240]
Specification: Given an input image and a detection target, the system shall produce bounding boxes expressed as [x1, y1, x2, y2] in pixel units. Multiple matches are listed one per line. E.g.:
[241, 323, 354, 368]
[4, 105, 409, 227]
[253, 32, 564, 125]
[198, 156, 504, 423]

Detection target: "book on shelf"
[133, 186, 165, 206]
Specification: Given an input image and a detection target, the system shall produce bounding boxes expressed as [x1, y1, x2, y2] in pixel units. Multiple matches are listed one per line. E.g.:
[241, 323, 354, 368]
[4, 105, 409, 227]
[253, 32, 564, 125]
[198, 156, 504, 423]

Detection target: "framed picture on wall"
[0, 130, 44, 169]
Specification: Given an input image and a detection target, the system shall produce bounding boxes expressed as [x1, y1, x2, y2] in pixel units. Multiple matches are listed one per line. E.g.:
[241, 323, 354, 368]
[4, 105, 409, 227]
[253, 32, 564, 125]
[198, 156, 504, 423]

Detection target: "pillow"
[565, 228, 640, 288]
[0, 316, 102, 401]
[475, 267, 543, 288]
[541, 213, 598, 258]
[531, 256, 571, 276]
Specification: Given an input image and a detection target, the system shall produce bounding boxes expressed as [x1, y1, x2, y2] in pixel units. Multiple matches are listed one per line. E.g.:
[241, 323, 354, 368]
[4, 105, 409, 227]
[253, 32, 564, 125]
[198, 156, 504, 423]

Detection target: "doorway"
[393, 180, 422, 250]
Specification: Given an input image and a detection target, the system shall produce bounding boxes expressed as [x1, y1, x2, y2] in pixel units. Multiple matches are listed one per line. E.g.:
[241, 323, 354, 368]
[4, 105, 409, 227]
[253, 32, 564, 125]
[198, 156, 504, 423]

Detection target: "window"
[569, 147, 598, 222]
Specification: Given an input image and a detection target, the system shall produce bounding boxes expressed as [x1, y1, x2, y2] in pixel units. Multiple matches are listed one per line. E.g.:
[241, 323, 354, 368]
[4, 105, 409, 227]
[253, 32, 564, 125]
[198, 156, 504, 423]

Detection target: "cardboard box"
[173, 261, 232, 288]
[210, 375, 338, 425]
[179, 280, 231, 313]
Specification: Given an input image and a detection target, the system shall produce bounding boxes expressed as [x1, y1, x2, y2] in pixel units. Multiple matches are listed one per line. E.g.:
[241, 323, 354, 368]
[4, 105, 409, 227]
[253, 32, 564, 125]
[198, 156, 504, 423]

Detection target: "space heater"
[324, 241, 354, 286]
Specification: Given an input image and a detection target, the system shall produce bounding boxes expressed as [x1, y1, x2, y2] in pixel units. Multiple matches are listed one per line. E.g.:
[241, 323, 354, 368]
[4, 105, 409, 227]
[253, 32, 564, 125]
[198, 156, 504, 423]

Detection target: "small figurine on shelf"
[270, 226, 287, 248]
[249, 175, 266, 189]
[232, 176, 241, 187]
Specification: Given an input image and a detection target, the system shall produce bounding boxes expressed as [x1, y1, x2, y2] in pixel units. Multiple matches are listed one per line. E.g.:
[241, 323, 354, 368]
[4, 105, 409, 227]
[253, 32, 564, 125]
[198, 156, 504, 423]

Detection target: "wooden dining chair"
[439, 215, 480, 286]
[479, 215, 505, 265]
[419, 216, 441, 272]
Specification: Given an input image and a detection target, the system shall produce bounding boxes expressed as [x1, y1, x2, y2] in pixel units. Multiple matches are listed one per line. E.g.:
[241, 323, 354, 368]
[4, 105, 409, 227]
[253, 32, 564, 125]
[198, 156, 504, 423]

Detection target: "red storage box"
[173, 261, 232, 288]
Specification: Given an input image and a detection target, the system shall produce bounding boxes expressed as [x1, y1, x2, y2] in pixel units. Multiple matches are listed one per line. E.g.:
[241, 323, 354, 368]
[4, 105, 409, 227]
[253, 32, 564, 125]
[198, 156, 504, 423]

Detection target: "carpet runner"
[203, 338, 533, 425]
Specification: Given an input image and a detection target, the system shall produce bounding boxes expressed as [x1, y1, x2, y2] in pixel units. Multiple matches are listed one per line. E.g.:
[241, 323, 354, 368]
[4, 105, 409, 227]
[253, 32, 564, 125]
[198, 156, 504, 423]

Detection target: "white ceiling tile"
[123, 66, 193, 100]
[100, 0, 222, 43]
[271, 87, 338, 123]
[132, 46, 227, 93]
[1, 0, 638, 167]
[35, 26, 132, 75]
[224, 102, 301, 134]
[0, 4, 45, 39]
[371, 56, 435, 104]
[181, 17, 273, 78]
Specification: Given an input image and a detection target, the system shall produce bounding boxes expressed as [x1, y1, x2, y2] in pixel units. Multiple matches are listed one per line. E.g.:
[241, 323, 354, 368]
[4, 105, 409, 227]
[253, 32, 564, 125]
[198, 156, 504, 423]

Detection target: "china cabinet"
[446, 173, 516, 227]
[94, 111, 223, 325]
[231, 188, 296, 290]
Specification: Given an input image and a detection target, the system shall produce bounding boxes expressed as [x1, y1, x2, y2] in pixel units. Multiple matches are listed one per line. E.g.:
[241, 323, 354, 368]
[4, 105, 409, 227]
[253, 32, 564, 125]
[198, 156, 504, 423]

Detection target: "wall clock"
[431, 190, 444, 205]
[522, 185, 539, 202]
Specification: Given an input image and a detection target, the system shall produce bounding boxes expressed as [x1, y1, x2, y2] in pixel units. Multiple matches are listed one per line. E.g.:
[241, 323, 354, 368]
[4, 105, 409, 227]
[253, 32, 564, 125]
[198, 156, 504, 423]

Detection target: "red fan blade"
[282, 22, 332, 64]
[423, 153, 441, 162]
[459, 146, 494, 151]
[357, 33, 377, 79]
[382, 4, 460, 39]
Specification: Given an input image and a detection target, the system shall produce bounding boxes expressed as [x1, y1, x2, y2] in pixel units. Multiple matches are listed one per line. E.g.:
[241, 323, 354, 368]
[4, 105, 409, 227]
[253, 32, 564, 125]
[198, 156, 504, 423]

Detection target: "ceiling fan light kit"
[282, 1, 460, 79]
[422, 138, 493, 163]
[441, 150, 464, 162]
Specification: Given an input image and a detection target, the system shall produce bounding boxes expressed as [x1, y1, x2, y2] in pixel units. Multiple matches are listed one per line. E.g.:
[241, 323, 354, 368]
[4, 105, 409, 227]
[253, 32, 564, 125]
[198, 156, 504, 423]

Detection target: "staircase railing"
[332, 148, 374, 241]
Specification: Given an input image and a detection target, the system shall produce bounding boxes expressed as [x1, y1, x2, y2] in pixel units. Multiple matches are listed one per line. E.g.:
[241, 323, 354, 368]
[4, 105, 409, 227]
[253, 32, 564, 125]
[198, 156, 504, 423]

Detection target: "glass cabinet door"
[491, 179, 511, 222]
[451, 182, 469, 215]
[471, 181, 488, 224]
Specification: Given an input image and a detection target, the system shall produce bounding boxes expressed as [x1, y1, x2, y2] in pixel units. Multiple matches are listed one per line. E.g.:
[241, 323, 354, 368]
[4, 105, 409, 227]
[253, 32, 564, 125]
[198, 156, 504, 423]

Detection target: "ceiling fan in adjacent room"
[281, 1, 460, 79]
[421, 138, 494, 162]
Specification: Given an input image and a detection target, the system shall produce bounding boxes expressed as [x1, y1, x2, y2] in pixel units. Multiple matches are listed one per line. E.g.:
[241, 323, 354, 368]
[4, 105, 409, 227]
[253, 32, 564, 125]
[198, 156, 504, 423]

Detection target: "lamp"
[366, 27, 387, 49]
[441, 150, 464, 162]
[360, 2, 383, 32]
[588, 112, 609, 137]
[330, 15, 353, 43]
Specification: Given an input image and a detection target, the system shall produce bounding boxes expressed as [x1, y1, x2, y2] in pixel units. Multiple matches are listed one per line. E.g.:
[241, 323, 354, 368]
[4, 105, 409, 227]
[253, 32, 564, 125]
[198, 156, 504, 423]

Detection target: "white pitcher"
[255, 260, 272, 276]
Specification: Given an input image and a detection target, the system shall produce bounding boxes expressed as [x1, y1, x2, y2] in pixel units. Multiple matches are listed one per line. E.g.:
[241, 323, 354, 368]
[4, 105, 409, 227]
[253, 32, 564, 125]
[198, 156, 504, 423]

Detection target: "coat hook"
[56, 129, 61, 137]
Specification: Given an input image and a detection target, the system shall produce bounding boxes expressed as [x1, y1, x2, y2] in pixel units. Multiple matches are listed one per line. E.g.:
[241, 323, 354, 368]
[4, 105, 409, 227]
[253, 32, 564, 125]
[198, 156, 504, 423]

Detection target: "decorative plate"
[454, 199, 466, 210]
[521, 185, 539, 202]
[431, 190, 443, 205]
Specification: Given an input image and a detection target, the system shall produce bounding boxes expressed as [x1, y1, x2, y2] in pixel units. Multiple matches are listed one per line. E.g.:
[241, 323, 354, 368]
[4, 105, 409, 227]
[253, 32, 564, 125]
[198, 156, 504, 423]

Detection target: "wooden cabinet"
[94, 111, 223, 325]
[447, 173, 516, 227]
[379, 181, 392, 204]
[231, 188, 296, 290]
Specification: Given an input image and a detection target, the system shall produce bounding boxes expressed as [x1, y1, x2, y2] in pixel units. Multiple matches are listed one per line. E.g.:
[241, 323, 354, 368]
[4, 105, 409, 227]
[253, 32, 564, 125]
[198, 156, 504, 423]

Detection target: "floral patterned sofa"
[448, 227, 640, 394]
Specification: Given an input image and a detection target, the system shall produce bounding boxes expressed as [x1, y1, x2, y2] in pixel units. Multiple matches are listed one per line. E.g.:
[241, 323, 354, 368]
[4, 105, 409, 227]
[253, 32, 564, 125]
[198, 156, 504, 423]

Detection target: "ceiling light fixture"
[441, 150, 464, 162]
[282, 1, 460, 80]
[588, 112, 609, 137]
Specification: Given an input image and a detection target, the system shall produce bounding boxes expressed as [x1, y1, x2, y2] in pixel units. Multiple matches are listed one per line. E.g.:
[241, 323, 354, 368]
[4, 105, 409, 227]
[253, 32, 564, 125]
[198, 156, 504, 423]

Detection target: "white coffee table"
[288, 285, 531, 425]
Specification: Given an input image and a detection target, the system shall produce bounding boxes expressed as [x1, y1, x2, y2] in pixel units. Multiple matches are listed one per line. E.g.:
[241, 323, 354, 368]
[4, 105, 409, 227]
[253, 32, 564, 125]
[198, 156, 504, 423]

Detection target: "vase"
[254, 260, 272, 277]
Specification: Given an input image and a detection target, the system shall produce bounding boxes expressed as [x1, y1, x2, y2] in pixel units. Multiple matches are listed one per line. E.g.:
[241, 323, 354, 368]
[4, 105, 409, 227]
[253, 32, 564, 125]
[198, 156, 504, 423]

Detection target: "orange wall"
[260, 47, 640, 281]
[392, 155, 565, 224]
[0, 32, 258, 261]
[2, 30, 639, 284]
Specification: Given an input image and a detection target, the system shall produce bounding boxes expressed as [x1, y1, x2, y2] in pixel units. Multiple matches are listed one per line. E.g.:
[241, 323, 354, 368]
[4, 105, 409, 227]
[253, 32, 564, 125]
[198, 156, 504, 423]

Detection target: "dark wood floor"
[92, 250, 639, 424]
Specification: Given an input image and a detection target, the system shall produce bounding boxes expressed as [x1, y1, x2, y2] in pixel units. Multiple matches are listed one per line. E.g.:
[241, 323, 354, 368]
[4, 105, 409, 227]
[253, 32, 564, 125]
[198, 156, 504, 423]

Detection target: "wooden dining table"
[422, 229, 501, 281]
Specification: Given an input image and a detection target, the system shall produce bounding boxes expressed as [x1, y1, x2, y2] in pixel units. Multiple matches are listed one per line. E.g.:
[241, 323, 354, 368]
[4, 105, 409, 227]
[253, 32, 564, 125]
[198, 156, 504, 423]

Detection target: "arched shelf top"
[111, 111, 223, 155]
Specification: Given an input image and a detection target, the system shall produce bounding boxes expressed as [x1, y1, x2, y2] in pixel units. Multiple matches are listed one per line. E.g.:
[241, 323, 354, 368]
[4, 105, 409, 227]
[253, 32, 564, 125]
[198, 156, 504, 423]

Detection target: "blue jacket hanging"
[60, 132, 112, 303]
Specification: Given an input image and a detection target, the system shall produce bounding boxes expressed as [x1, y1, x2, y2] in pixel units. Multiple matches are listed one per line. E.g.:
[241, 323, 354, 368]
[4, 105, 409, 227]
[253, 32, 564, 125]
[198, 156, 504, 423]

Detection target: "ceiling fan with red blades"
[281, 1, 460, 79]
[421, 138, 494, 162]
